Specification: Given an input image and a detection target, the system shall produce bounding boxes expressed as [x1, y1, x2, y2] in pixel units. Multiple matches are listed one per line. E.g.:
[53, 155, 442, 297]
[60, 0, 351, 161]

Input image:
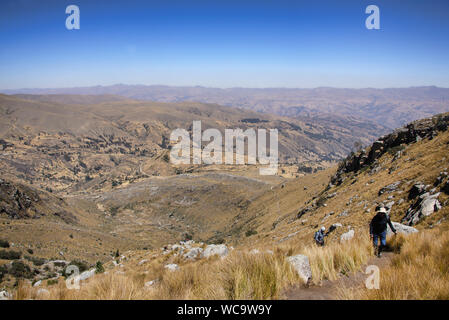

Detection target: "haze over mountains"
[3, 85, 449, 129]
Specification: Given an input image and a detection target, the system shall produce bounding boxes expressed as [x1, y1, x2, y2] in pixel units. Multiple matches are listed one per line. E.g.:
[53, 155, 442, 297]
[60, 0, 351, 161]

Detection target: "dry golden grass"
[13, 250, 300, 300]
[302, 233, 373, 284]
[338, 227, 449, 300]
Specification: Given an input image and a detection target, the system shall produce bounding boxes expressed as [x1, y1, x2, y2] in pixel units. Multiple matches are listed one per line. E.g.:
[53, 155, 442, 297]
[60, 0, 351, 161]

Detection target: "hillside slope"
[1, 112, 448, 298]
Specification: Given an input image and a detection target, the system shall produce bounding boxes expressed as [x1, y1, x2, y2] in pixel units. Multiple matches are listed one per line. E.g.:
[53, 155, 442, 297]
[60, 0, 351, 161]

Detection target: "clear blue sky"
[1, 0, 448, 89]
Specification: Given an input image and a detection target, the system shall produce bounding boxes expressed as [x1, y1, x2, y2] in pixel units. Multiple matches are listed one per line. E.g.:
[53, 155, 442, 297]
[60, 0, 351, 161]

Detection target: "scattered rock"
[403, 192, 441, 225]
[183, 247, 203, 260]
[387, 222, 418, 236]
[0, 290, 10, 300]
[202, 244, 229, 258]
[144, 280, 157, 288]
[79, 269, 96, 281]
[379, 181, 401, 196]
[340, 229, 355, 242]
[138, 259, 148, 266]
[287, 254, 312, 285]
[164, 264, 179, 271]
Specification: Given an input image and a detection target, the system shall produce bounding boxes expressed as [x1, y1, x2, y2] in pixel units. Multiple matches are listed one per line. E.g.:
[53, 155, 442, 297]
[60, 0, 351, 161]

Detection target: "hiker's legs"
[372, 234, 379, 255]
[378, 231, 387, 254]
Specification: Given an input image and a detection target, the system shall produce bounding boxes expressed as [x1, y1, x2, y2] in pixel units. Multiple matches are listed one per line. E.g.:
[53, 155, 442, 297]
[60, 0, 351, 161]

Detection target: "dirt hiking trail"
[284, 252, 393, 300]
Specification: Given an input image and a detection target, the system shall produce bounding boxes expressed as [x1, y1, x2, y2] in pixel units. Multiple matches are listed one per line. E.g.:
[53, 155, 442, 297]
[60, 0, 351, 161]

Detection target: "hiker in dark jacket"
[314, 226, 326, 246]
[369, 207, 397, 257]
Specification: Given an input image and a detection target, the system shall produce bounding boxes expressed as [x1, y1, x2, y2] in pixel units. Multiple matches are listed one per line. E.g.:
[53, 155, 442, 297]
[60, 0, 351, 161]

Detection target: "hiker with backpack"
[314, 226, 327, 246]
[369, 207, 397, 257]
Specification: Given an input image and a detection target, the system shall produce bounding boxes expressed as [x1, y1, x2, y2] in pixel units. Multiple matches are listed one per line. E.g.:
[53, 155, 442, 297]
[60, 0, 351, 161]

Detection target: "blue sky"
[0, 0, 448, 89]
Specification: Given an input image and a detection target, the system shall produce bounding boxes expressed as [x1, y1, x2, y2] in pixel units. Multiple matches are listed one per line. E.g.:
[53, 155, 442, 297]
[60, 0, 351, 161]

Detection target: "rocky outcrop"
[403, 192, 441, 225]
[387, 222, 419, 236]
[202, 244, 229, 259]
[287, 254, 312, 285]
[0, 179, 40, 219]
[183, 247, 203, 260]
[331, 113, 449, 185]
[378, 181, 401, 196]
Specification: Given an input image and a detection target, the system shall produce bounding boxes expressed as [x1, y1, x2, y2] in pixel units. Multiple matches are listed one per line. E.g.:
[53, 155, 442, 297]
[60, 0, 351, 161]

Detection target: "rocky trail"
[284, 252, 394, 300]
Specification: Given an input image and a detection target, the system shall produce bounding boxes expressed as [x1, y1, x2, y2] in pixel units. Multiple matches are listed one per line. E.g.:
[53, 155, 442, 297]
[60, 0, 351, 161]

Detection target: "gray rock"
[33, 280, 42, 287]
[202, 244, 229, 258]
[144, 280, 157, 287]
[287, 254, 312, 285]
[138, 259, 148, 266]
[340, 229, 355, 242]
[0, 290, 10, 300]
[403, 192, 441, 225]
[379, 181, 401, 195]
[79, 269, 96, 281]
[37, 288, 50, 297]
[183, 247, 203, 260]
[387, 222, 418, 236]
[164, 264, 179, 271]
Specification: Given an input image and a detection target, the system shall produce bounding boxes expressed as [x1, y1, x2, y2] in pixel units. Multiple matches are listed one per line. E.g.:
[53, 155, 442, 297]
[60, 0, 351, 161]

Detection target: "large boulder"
[202, 244, 229, 258]
[340, 229, 355, 242]
[79, 269, 96, 281]
[183, 247, 203, 260]
[403, 192, 441, 225]
[287, 254, 312, 285]
[420, 194, 442, 216]
[387, 222, 419, 236]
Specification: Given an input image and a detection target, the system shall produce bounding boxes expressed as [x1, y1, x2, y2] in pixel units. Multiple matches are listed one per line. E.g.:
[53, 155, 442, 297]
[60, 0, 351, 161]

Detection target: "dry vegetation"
[338, 226, 449, 299]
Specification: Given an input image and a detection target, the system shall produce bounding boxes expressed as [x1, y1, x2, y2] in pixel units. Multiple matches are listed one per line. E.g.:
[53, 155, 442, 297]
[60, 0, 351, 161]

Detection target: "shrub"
[0, 250, 22, 260]
[245, 229, 258, 237]
[9, 261, 33, 279]
[47, 279, 58, 286]
[27, 248, 34, 255]
[95, 261, 104, 274]
[0, 264, 7, 281]
[0, 239, 10, 248]
[63, 260, 89, 278]
[24, 255, 46, 266]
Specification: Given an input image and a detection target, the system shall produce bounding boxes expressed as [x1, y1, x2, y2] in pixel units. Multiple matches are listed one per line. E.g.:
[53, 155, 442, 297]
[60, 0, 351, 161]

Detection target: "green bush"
[0, 264, 7, 281]
[47, 279, 58, 286]
[9, 261, 33, 279]
[0, 250, 21, 260]
[245, 229, 258, 237]
[62, 260, 89, 278]
[95, 261, 104, 274]
[24, 255, 47, 266]
[0, 239, 10, 248]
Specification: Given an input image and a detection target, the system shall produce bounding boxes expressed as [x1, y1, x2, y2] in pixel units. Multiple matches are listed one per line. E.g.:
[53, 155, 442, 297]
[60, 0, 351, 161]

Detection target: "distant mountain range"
[2, 85, 449, 129]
